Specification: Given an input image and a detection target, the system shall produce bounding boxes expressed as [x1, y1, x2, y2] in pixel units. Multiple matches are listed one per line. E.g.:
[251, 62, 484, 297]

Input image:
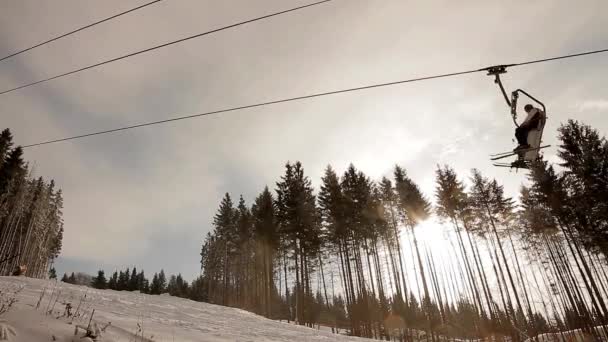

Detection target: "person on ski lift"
[514, 104, 541, 151]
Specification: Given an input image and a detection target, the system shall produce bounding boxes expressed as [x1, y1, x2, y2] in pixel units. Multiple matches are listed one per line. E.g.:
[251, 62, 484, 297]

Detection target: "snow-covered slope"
[0, 276, 367, 342]
[524, 326, 608, 342]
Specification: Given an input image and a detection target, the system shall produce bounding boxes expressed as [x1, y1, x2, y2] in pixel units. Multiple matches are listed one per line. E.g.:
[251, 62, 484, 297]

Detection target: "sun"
[411, 216, 451, 247]
[396, 216, 458, 299]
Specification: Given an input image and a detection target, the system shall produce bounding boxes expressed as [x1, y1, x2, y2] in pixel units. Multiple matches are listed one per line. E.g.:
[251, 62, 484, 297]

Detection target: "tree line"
[197, 120, 608, 341]
[62, 267, 207, 300]
[0, 128, 64, 278]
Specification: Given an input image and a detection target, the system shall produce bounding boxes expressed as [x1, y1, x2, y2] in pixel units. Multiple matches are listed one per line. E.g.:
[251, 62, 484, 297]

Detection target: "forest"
[0, 128, 64, 278]
[197, 120, 608, 340]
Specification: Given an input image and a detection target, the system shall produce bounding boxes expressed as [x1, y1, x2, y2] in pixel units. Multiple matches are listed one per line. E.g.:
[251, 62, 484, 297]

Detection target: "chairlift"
[482, 65, 550, 170]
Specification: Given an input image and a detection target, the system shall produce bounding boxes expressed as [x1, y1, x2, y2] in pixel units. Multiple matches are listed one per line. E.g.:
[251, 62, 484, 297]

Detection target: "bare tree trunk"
[283, 248, 290, 323]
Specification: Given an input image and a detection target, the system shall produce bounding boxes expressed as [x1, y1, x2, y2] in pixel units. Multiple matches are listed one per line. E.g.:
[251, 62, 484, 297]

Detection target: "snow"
[4, 276, 604, 342]
[524, 326, 608, 342]
[0, 276, 369, 342]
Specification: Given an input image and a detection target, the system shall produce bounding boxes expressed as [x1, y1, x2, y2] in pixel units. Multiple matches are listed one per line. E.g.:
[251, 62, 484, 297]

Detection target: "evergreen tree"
[176, 274, 189, 298]
[68, 272, 76, 284]
[394, 166, 434, 333]
[61, 273, 69, 283]
[235, 195, 253, 308]
[142, 278, 150, 294]
[137, 270, 147, 292]
[92, 270, 107, 289]
[108, 271, 118, 290]
[124, 267, 131, 288]
[167, 275, 178, 296]
[557, 120, 608, 254]
[150, 273, 160, 295]
[0, 146, 25, 196]
[275, 161, 319, 325]
[49, 267, 57, 279]
[469, 169, 526, 334]
[129, 267, 138, 291]
[318, 166, 345, 245]
[251, 186, 279, 317]
[0, 129, 13, 165]
[117, 270, 127, 290]
[210, 193, 237, 305]
[435, 165, 492, 323]
[158, 269, 167, 293]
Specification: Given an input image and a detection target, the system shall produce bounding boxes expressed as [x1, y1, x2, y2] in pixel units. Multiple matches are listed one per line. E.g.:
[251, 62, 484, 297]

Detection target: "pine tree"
[167, 275, 178, 296]
[158, 269, 167, 293]
[129, 267, 138, 291]
[235, 195, 253, 308]
[378, 176, 409, 307]
[68, 272, 76, 284]
[469, 169, 525, 335]
[61, 273, 69, 283]
[124, 267, 131, 289]
[92, 270, 107, 289]
[142, 278, 150, 294]
[150, 273, 160, 295]
[108, 271, 118, 290]
[0, 146, 25, 196]
[0, 129, 13, 165]
[49, 267, 57, 279]
[557, 120, 608, 254]
[176, 274, 189, 297]
[210, 193, 236, 305]
[340, 164, 376, 336]
[435, 165, 492, 325]
[137, 270, 147, 292]
[117, 270, 127, 290]
[394, 165, 433, 335]
[276, 161, 319, 325]
[251, 186, 278, 317]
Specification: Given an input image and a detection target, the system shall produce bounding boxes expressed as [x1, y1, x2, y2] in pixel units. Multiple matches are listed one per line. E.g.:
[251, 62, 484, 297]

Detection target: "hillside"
[0, 276, 367, 342]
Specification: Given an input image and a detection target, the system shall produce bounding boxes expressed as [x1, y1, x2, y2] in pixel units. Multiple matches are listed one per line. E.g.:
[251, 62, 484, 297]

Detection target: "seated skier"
[514, 104, 542, 151]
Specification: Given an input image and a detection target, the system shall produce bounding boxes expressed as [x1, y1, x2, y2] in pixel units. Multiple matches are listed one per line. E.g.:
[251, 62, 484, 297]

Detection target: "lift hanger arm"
[482, 65, 514, 108]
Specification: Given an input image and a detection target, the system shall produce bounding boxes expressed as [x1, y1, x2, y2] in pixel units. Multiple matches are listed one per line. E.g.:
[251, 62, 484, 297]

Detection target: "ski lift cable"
[0, 0, 333, 96]
[22, 47, 608, 148]
[21, 69, 480, 148]
[0, 0, 164, 63]
[509, 48, 608, 67]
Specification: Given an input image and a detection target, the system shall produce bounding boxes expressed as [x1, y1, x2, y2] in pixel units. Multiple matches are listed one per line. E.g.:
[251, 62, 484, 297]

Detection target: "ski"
[490, 145, 550, 161]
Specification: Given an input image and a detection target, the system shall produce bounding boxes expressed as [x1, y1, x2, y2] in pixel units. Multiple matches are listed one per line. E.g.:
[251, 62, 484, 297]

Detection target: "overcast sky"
[1, 0, 607, 280]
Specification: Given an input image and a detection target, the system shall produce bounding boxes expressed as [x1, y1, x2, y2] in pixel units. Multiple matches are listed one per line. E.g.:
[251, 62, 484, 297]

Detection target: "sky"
[1, 0, 607, 281]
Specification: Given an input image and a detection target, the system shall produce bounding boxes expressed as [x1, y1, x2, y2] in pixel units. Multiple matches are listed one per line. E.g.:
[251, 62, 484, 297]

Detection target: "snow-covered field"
[0, 276, 368, 342]
[3, 276, 606, 342]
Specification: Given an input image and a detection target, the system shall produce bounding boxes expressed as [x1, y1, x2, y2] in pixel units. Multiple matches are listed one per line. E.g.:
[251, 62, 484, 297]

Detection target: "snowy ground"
[524, 326, 608, 342]
[0, 276, 369, 342]
[3, 276, 604, 342]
